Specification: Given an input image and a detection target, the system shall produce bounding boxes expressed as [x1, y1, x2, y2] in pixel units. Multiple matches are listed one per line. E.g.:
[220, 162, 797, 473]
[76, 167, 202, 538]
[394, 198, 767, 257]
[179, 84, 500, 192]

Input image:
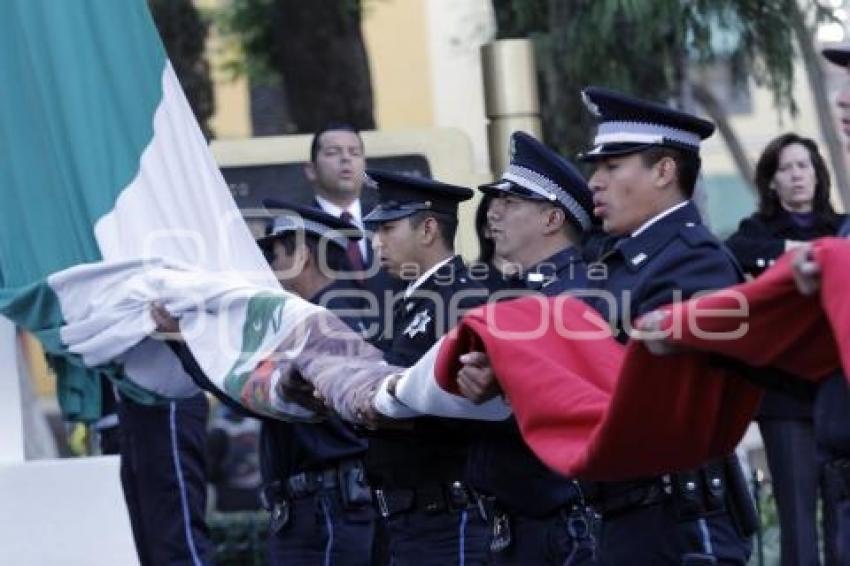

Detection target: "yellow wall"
[701, 61, 845, 177]
[196, 0, 251, 138]
[198, 0, 437, 137]
[363, 0, 434, 129]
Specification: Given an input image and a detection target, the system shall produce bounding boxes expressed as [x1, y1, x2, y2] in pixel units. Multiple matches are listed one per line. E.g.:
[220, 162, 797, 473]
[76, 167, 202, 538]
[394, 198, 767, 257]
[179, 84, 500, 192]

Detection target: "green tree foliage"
[218, 0, 375, 133]
[491, 0, 814, 162]
[148, 0, 215, 139]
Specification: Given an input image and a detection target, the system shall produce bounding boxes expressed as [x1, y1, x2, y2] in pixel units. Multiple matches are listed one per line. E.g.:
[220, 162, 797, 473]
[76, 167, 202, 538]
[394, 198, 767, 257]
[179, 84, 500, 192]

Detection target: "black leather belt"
[373, 481, 481, 518]
[591, 459, 730, 519]
[286, 468, 339, 499]
[592, 478, 670, 517]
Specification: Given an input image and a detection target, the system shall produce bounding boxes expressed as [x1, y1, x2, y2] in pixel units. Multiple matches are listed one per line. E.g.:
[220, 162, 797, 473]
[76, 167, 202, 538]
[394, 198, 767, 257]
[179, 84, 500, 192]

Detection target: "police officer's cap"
[259, 198, 361, 251]
[362, 169, 473, 224]
[823, 44, 850, 67]
[579, 86, 715, 161]
[479, 131, 596, 234]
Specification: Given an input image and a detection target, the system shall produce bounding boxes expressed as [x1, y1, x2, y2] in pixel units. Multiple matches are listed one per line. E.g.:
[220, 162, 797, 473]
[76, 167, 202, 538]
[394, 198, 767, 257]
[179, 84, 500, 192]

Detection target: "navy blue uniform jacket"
[468, 246, 590, 517]
[366, 256, 488, 488]
[586, 201, 742, 342]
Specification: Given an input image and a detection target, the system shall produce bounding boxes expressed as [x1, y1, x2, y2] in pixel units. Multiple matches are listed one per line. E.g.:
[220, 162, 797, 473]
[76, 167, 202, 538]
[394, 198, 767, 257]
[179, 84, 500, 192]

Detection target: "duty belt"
[591, 459, 728, 519]
[592, 478, 670, 517]
[286, 468, 339, 499]
[373, 481, 483, 518]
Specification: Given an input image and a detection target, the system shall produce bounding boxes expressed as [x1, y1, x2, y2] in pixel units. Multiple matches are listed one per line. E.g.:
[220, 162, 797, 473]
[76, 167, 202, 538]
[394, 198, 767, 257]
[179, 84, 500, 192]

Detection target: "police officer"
[362, 170, 491, 565]
[578, 86, 755, 565]
[117, 391, 212, 566]
[467, 131, 599, 564]
[255, 202, 377, 565]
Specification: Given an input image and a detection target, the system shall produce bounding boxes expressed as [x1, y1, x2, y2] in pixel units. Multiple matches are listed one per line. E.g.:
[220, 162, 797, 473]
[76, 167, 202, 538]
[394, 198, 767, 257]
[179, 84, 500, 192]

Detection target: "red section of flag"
[435, 237, 850, 481]
[659, 238, 843, 381]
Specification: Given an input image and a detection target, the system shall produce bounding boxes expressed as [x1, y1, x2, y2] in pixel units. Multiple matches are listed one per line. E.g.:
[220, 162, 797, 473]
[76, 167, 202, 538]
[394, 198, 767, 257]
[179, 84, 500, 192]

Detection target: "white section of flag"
[374, 338, 512, 420]
[70, 62, 281, 397]
[94, 63, 275, 281]
[53, 257, 320, 405]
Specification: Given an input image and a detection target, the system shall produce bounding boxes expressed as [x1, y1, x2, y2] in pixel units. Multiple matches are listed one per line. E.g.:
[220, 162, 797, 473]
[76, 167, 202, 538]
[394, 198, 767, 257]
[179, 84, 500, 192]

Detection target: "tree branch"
[691, 82, 755, 194]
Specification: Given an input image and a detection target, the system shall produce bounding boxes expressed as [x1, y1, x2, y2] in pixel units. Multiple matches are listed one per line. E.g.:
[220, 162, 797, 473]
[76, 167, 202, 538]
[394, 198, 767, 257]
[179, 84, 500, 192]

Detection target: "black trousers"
[118, 394, 213, 566]
[380, 507, 490, 565]
[597, 500, 751, 565]
[832, 501, 850, 566]
[490, 511, 597, 565]
[267, 489, 375, 566]
[814, 372, 850, 565]
[759, 418, 822, 566]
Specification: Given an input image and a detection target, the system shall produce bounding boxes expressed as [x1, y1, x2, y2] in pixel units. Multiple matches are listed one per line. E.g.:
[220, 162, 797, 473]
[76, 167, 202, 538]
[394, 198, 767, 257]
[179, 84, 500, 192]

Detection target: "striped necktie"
[339, 211, 366, 275]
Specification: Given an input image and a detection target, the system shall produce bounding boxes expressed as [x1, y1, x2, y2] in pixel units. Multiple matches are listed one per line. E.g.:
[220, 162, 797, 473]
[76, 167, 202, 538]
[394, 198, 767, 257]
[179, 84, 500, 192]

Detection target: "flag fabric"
[16, 256, 392, 421]
[424, 237, 850, 480]
[657, 237, 846, 380]
[429, 295, 762, 480]
[372, 337, 512, 421]
[0, 0, 330, 419]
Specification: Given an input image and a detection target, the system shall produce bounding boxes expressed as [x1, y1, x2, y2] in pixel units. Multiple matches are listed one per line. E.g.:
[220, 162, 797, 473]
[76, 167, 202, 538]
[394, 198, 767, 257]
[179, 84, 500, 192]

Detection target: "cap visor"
[477, 181, 512, 196]
[362, 208, 414, 224]
[256, 233, 279, 247]
[578, 142, 657, 162]
[823, 47, 850, 67]
[478, 181, 549, 201]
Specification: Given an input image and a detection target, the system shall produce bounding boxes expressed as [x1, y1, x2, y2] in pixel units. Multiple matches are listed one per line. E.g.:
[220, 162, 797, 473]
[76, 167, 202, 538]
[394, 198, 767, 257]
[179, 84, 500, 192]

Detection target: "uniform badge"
[403, 310, 432, 338]
[631, 252, 648, 266]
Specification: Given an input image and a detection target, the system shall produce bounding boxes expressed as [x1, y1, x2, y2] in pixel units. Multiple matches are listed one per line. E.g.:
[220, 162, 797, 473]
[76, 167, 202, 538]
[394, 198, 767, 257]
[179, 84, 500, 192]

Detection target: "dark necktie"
[339, 211, 366, 275]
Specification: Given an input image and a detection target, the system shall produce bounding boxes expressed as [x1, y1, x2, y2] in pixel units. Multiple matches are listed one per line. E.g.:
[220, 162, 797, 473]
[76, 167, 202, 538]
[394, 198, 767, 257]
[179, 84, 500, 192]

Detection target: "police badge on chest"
[403, 310, 432, 338]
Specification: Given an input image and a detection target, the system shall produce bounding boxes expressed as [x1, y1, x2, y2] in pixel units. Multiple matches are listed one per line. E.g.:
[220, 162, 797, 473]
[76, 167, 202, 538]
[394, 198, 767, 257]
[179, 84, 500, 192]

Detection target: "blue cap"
[823, 44, 850, 67]
[479, 131, 595, 234]
[259, 199, 361, 251]
[579, 86, 715, 161]
[362, 169, 473, 223]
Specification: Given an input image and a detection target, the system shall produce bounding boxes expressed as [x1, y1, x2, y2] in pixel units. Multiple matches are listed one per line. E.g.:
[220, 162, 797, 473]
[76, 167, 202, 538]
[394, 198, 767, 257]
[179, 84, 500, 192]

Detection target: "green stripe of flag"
[0, 0, 166, 283]
[0, 0, 172, 419]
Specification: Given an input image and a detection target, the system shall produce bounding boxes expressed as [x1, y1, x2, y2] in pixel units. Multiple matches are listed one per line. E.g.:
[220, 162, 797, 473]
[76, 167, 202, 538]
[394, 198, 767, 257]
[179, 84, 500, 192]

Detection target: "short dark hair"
[755, 133, 839, 225]
[538, 202, 580, 243]
[409, 211, 458, 250]
[310, 122, 363, 163]
[639, 146, 701, 198]
[475, 195, 495, 263]
[264, 231, 349, 275]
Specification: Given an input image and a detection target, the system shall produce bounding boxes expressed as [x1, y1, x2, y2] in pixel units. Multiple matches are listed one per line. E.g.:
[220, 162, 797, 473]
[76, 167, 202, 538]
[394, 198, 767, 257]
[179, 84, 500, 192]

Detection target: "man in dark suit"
[301, 123, 401, 348]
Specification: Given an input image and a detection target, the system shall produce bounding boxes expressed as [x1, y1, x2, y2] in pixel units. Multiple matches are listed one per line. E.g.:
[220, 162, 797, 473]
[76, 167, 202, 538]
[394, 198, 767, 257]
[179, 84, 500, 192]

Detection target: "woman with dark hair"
[727, 132, 844, 273]
[726, 132, 845, 566]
